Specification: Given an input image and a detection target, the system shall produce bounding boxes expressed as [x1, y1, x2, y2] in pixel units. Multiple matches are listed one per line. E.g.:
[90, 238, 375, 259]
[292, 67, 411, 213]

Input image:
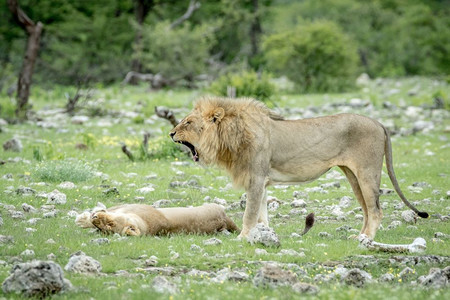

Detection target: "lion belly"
[159, 203, 229, 234]
[268, 165, 330, 185]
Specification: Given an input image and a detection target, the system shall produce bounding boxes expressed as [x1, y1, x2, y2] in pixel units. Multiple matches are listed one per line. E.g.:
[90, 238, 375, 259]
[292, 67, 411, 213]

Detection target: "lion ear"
[212, 107, 225, 123]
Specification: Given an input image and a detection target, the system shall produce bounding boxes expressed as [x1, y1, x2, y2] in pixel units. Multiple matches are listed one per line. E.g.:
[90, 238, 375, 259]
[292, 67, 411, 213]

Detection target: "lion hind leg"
[340, 166, 369, 234]
[357, 172, 383, 239]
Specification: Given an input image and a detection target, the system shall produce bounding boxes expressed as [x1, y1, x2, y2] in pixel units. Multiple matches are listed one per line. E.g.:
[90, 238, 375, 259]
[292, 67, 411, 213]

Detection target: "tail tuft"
[418, 211, 429, 219]
[301, 212, 315, 236]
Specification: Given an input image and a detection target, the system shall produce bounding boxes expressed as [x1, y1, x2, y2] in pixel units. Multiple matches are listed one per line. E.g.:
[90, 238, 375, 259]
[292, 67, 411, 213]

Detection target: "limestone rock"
[341, 268, 373, 287]
[152, 276, 179, 294]
[64, 253, 102, 275]
[247, 224, 280, 247]
[3, 138, 22, 152]
[47, 190, 67, 205]
[2, 260, 72, 298]
[253, 263, 297, 288]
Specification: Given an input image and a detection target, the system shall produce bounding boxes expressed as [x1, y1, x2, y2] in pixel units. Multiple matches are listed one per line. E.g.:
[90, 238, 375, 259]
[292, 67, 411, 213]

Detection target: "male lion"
[75, 203, 239, 236]
[170, 97, 428, 240]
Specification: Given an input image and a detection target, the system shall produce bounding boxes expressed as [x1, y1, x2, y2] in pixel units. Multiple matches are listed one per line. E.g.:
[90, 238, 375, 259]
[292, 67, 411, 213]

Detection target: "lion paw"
[91, 212, 115, 233]
[124, 225, 141, 236]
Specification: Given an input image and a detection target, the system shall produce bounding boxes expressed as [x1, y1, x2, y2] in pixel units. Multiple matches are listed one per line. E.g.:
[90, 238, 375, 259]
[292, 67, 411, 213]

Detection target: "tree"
[7, 0, 43, 119]
[130, 0, 154, 84]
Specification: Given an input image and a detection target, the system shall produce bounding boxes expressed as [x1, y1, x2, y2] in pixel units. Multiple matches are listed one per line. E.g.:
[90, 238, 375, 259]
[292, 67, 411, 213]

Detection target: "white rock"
[291, 199, 307, 208]
[58, 182, 76, 189]
[401, 210, 417, 224]
[47, 190, 67, 205]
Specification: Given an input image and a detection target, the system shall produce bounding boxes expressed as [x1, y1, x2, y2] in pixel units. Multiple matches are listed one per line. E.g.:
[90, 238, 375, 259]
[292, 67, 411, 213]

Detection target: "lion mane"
[191, 97, 283, 188]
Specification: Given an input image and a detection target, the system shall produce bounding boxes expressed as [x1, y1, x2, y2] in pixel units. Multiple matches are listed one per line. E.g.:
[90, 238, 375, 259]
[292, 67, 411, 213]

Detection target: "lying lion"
[170, 96, 428, 240]
[75, 203, 239, 236]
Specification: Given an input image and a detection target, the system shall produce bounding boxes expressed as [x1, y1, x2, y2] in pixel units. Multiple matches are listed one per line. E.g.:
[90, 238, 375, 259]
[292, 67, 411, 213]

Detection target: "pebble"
[247, 224, 281, 248]
[291, 199, 307, 208]
[203, 238, 222, 246]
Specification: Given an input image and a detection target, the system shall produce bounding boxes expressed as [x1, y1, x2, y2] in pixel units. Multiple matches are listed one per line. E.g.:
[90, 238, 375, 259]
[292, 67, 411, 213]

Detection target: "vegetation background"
[1, 0, 449, 94]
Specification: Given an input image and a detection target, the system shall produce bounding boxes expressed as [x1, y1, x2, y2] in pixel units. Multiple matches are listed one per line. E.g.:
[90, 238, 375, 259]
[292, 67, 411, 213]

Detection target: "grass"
[0, 78, 449, 299]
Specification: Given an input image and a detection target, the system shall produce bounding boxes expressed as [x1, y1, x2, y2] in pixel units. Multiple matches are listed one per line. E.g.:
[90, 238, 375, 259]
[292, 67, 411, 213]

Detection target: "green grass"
[0, 78, 449, 299]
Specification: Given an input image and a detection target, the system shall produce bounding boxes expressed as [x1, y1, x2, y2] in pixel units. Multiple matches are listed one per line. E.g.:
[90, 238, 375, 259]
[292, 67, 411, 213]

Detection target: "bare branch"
[121, 144, 135, 161]
[155, 106, 179, 127]
[7, 0, 36, 33]
[170, 0, 200, 29]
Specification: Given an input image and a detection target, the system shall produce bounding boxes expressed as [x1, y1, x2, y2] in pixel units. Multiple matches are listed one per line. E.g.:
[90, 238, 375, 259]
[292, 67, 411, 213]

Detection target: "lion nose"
[169, 131, 175, 138]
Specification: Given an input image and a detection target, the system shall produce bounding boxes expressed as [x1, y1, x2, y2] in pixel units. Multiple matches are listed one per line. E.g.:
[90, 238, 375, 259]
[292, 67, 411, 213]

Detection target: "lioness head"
[91, 212, 141, 236]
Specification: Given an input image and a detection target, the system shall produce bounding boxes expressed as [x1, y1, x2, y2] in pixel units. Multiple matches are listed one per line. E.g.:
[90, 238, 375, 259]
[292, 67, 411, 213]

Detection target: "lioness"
[170, 97, 428, 239]
[75, 203, 239, 236]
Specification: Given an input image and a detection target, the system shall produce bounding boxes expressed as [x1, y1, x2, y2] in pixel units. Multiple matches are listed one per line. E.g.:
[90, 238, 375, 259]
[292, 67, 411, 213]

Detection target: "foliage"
[263, 20, 358, 93]
[139, 22, 214, 86]
[145, 136, 182, 160]
[273, 0, 450, 77]
[0, 97, 16, 120]
[0, 0, 448, 92]
[208, 70, 276, 101]
[33, 159, 95, 183]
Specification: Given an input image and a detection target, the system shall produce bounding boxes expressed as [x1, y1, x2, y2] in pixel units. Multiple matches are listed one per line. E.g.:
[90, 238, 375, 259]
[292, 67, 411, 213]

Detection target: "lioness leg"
[257, 189, 269, 226]
[91, 212, 116, 234]
[339, 166, 368, 234]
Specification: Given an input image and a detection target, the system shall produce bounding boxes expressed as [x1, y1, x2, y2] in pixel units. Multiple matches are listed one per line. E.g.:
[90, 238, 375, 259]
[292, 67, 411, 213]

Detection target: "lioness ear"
[212, 107, 225, 123]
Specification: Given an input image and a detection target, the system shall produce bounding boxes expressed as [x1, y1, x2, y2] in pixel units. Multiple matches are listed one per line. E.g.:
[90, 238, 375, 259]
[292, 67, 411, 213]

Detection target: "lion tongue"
[193, 151, 199, 162]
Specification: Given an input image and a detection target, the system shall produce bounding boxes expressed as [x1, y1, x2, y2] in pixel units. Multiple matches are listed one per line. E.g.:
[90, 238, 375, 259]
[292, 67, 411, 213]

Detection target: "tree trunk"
[7, 0, 43, 119]
[130, 0, 153, 85]
[250, 0, 262, 58]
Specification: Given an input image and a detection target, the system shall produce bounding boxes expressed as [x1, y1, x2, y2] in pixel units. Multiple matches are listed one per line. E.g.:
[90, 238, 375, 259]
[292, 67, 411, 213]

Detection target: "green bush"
[34, 159, 95, 183]
[208, 70, 276, 101]
[263, 20, 358, 93]
[0, 98, 16, 120]
[140, 22, 214, 86]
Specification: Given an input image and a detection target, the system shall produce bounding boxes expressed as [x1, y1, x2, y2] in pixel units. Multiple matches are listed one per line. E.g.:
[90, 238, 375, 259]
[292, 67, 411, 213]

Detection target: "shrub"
[140, 22, 214, 86]
[263, 20, 358, 93]
[208, 70, 276, 101]
[0, 98, 16, 120]
[34, 159, 95, 183]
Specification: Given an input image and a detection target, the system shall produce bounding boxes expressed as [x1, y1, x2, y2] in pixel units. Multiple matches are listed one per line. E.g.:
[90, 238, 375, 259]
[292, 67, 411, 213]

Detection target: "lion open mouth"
[177, 141, 199, 162]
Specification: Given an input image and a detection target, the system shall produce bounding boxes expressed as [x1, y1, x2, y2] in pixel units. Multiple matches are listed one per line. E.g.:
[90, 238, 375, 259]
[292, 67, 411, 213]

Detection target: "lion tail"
[383, 126, 429, 219]
[224, 216, 240, 233]
[300, 212, 315, 236]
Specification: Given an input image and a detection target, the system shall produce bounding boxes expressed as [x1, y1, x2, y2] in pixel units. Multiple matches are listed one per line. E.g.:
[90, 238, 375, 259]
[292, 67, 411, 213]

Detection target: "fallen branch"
[121, 143, 134, 161]
[358, 234, 426, 253]
[155, 106, 179, 127]
[122, 71, 170, 89]
[140, 132, 151, 157]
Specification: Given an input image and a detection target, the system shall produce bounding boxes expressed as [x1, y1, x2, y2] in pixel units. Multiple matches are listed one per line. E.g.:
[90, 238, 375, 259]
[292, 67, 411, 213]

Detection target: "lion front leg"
[238, 177, 266, 239]
[257, 189, 269, 226]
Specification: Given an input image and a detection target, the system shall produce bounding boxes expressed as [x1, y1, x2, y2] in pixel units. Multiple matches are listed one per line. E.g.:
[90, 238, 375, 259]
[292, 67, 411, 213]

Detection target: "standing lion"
[170, 97, 428, 240]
